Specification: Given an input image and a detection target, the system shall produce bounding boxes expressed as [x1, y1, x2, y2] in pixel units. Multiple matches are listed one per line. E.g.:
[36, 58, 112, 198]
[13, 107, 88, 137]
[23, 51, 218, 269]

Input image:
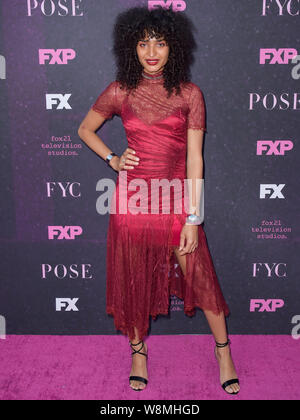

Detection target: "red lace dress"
[92, 71, 230, 341]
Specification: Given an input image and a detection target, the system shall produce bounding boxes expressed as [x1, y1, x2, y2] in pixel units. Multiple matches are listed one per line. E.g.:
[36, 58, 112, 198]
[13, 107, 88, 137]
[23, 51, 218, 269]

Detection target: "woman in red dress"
[78, 6, 240, 395]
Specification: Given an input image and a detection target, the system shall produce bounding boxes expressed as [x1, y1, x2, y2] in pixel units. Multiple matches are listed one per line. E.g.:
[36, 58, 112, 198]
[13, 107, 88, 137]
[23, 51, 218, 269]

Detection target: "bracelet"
[105, 152, 117, 165]
[185, 214, 203, 225]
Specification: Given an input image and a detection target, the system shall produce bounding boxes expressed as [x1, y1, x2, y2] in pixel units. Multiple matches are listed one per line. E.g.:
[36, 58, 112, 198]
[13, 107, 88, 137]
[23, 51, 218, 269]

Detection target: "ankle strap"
[215, 338, 231, 348]
[129, 339, 143, 347]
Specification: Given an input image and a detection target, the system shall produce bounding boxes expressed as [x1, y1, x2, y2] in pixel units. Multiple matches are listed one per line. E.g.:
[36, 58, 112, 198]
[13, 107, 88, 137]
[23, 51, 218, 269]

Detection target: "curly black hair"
[112, 6, 197, 98]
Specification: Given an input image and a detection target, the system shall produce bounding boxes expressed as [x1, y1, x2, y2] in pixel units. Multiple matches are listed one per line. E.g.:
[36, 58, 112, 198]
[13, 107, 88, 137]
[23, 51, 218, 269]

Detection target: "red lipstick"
[146, 59, 159, 66]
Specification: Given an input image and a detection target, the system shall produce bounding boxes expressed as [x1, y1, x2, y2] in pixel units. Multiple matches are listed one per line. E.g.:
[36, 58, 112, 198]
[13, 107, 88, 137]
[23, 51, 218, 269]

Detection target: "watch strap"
[106, 152, 117, 164]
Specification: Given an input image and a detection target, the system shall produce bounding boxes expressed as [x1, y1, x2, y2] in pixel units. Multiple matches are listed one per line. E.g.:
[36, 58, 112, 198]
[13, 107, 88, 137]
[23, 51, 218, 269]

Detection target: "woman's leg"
[203, 310, 240, 394]
[173, 247, 240, 394]
[129, 327, 148, 391]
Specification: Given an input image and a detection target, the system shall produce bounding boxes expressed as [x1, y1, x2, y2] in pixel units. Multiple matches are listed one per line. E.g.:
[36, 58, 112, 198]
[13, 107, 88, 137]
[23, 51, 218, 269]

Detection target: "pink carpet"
[0, 335, 299, 400]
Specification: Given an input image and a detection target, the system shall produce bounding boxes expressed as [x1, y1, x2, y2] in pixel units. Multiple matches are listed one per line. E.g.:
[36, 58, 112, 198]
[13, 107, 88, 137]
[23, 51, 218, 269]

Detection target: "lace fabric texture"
[92, 76, 207, 130]
[92, 75, 229, 341]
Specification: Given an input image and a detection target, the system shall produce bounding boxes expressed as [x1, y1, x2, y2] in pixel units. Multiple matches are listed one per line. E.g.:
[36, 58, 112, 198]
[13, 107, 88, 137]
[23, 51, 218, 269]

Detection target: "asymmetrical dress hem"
[92, 71, 230, 342]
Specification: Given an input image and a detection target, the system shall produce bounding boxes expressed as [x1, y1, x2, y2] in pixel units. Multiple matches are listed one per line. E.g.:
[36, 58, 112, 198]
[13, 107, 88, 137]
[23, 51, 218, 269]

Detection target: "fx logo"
[260, 184, 285, 199]
[250, 299, 284, 312]
[257, 140, 293, 155]
[56, 298, 79, 311]
[46, 94, 71, 110]
[148, 0, 186, 11]
[252, 263, 287, 277]
[39, 49, 76, 64]
[48, 226, 83, 240]
[260, 48, 298, 64]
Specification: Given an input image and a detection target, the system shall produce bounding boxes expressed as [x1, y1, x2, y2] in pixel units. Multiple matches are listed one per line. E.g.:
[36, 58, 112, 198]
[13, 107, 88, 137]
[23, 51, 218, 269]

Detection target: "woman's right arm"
[77, 108, 120, 171]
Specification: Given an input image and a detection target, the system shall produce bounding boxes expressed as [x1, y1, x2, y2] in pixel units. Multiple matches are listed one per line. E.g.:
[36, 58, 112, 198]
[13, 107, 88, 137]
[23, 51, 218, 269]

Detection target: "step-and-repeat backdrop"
[0, 0, 299, 337]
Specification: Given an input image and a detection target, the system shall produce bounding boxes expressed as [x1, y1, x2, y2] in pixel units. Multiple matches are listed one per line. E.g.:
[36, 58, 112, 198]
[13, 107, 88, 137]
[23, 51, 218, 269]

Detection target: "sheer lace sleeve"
[92, 81, 121, 119]
[187, 84, 206, 132]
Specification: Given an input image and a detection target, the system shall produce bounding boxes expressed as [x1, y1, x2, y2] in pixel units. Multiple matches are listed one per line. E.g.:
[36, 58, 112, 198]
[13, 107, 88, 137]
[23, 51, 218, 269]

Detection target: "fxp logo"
[257, 140, 294, 156]
[148, 1, 186, 11]
[260, 48, 298, 64]
[259, 48, 300, 80]
[250, 299, 284, 312]
[48, 226, 83, 240]
[39, 49, 76, 65]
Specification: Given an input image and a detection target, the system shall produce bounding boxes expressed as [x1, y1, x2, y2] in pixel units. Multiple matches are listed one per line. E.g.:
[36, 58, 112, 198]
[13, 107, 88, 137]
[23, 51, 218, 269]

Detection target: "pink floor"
[0, 335, 299, 400]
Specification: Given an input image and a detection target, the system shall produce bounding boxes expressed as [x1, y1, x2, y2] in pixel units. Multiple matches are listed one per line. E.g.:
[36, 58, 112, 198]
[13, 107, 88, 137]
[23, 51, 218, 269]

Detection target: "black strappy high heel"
[129, 340, 148, 391]
[214, 339, 240, 395]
